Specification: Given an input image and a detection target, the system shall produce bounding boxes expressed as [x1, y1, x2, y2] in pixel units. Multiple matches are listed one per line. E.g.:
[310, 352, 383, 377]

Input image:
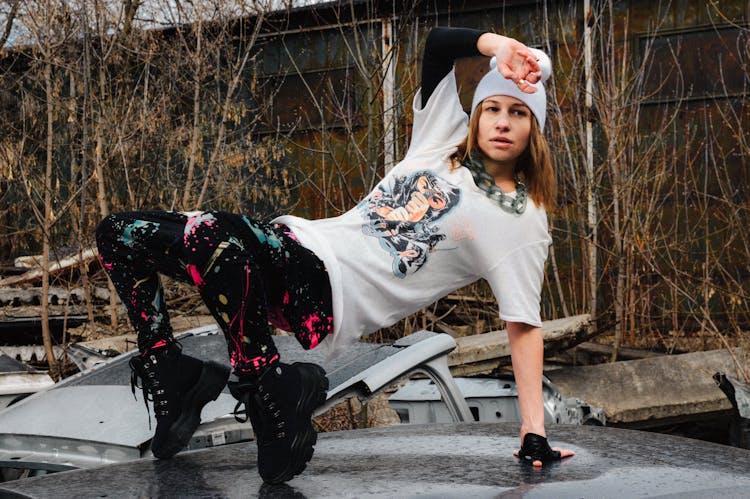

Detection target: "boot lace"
[233, 384, 286, 440]
[129, 341, 179, 427]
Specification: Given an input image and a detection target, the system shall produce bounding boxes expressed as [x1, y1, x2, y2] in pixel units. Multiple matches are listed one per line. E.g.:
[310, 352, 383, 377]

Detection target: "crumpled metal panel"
[0, 345, 63, 363]
[730, 376, 750, 420]
[390, 375, 606, 426]
[716, 372, 750, 420]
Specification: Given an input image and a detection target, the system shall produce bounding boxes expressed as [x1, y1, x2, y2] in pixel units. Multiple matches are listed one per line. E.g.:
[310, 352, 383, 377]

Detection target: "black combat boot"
[229, 362, 329, 484]
[129, 342, 230, 458]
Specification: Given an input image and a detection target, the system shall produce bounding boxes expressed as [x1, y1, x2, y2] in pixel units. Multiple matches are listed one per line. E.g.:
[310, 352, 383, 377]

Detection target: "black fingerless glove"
[517, 433, 562, 464]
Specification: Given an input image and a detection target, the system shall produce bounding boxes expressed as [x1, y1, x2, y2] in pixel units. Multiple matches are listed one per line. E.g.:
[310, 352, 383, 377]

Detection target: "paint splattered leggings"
[95, 210, 333, 375]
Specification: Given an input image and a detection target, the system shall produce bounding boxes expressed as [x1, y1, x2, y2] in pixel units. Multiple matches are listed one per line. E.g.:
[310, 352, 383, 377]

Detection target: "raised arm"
[420, 27, 484, 107]
[420, 27, 543, 108]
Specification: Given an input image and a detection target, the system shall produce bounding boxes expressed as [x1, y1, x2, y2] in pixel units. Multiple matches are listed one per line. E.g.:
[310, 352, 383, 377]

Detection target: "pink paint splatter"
[307, 333, 320, 349]
[186, 263, 205, 289]
[233, 353, 280, 372]
[300, 313, 325, 349]
[142, 339, 169, 356]
[301, 313, 320, 331]
[227, 263, 252, 369]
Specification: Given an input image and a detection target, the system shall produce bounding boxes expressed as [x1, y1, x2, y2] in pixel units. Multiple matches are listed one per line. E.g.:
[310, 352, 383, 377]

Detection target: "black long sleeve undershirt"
[420, 27, 486, 108]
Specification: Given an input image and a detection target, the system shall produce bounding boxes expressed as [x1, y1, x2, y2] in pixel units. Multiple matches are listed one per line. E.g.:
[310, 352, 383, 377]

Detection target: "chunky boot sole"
[152, 360, 231, 459]
[261, 363, 329, 484]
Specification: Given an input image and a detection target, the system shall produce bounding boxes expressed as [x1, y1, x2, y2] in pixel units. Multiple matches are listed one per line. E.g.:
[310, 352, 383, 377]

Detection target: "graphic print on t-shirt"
[357, 170, 461, 278]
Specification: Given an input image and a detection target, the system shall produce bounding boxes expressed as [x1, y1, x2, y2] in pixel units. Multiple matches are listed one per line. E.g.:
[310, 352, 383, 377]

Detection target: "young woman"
[95, 26, 573, 484]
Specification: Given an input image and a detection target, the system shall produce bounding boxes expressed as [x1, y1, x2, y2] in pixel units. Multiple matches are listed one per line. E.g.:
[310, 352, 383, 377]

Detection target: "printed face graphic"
[358, 170, 460, 278]
[416, 176, 448, 210]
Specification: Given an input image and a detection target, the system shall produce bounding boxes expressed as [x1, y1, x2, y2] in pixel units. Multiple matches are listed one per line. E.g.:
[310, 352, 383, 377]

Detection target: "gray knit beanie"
[470, 48, 552, 131]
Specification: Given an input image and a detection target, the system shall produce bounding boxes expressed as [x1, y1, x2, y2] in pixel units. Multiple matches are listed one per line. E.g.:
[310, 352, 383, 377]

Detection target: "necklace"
[462, 152, 528, 214]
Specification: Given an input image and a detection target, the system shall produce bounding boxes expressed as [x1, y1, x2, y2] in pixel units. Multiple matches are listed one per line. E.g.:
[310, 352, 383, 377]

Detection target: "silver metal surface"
[319, 331, 473, 422]
[0, 327, 470, 476]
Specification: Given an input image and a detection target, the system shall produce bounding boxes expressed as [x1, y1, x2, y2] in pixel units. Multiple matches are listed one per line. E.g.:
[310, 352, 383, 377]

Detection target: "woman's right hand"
[476, 33, 541, 93]
[514, 433, 575, 467]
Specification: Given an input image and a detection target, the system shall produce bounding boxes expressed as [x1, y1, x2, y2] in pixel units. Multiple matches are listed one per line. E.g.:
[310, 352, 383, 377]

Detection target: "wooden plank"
[0, 248, 98, 287]
[0, 286, 110, 307]
[72, 334, 138, 355]
[71, 316, 217, 354]
[574, 341, 663, 360]
[0, 306, 90, 319]
[448, 359, 504, 377]
[448, 314, 591, 375]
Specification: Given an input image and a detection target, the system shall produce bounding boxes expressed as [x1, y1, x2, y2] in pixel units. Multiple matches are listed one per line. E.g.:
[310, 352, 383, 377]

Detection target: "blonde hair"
[451, 106, 557, 212]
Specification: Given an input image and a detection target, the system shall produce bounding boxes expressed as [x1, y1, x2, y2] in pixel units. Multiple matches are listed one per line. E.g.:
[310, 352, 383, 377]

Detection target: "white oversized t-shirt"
[274, 69, 552, 355]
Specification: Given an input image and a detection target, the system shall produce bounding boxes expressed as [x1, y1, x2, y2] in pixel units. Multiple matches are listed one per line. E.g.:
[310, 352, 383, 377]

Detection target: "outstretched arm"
[507, 321, 574, 466]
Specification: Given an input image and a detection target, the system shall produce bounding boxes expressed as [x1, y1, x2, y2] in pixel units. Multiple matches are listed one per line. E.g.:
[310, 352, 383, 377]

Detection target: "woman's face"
[475, 95, 532, 168]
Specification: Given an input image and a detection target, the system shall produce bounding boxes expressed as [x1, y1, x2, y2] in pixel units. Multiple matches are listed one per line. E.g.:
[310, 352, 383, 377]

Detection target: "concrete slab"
[1, 423, 749, 498]
[546, 349, 741, 426]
